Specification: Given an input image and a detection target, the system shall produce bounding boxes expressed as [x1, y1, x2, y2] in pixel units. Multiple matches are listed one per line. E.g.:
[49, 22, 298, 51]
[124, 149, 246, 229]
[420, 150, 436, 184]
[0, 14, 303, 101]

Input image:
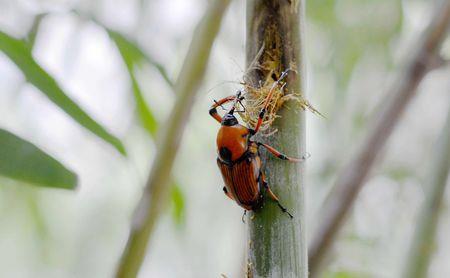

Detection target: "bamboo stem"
[115, 0, 230, 276]
[246, 1, 307, 277]
[308, 1, 450, 275]
[402, 108, 450, 278]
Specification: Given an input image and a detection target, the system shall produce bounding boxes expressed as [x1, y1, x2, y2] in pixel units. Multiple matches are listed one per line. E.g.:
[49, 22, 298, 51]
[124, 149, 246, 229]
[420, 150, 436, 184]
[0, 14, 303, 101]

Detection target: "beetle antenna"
[214, 99, 227, 111]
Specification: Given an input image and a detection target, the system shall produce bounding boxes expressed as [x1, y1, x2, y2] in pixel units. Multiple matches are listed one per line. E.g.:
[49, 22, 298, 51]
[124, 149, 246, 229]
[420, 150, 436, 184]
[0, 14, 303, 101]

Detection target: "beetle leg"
[223, 186, 234, 200]
[260, 172, 293, 219]
[253, 70, 292, 133]
[209, 96, 236, 123]
[257, 142, 308, 162]
[253, 90, 276, 132]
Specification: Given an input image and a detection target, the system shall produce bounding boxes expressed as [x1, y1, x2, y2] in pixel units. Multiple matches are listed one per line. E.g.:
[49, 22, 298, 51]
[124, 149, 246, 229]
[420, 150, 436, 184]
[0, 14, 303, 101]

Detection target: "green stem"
[308, 0, 450, 275]
[115, 0, 231, 277]
[402, 108, 450, 278]
[246, 1, 307, 277]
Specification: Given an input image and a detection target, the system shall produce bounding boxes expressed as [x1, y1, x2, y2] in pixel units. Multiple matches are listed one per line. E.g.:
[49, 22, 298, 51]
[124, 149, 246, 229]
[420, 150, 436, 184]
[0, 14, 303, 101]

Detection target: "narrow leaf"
[26, 13, 47, 47]
[0, 128, 77, 189]
[107, 30, 174, 88]
[170, 184, 185, 226]
[109, 30, 158, 135]
[0, 30, 126, 155]
[131, 75, 158, 136]
[111, 30, 185, 225]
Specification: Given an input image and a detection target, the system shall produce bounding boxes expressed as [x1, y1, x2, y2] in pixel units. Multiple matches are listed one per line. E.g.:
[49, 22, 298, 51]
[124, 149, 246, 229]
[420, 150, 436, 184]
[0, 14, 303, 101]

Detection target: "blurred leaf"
[308, 0, 403, 90]
[323, 271, 369, 278]
[352, 111, 367, 132]
[131, 74, 158, 135]
[26, 13, 47, 47]
[170, 184, 185, 226]
[26, 192, 49, 240]
[0, 30, 126, 155]
[110, 30, 185, 226]
[306, 0, 336, 26]
[107, 30, 174, 88]
[0, 128, 77, 189]
[387, 167, 415, 182]
[108, 30, 159, 135]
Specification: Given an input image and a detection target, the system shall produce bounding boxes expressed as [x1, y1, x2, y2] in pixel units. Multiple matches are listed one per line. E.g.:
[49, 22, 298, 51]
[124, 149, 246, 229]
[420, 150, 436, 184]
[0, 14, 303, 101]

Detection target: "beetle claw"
[278, 203, 293, 219]
[242, 210, 247, 223]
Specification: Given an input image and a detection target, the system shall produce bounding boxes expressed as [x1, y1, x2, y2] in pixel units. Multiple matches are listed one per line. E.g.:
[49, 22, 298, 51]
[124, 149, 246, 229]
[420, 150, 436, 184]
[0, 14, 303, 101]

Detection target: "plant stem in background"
[308, 1, 450, 275]
[402, 108, 450, 278]
[246, 1, 307, 277]
[115, 0, 231, 277]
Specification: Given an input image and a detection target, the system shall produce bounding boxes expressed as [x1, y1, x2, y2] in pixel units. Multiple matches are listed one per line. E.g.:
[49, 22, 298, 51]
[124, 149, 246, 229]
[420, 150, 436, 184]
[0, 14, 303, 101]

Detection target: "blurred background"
[0, 0, 449, 277]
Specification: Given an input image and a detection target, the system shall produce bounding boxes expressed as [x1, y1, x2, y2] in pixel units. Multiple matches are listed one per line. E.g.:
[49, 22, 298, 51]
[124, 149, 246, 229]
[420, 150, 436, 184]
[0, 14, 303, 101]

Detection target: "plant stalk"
[402, 108, 450, 278]
[246, 1, 307, 277]
[308, 0, 450, 275]
[115, 0, 231, 276]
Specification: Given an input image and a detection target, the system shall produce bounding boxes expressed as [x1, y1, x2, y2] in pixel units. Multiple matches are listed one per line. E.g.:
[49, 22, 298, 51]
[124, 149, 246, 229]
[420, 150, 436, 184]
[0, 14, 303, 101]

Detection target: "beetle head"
[221, 113, 238, 126]
[222, 91, 244, 126]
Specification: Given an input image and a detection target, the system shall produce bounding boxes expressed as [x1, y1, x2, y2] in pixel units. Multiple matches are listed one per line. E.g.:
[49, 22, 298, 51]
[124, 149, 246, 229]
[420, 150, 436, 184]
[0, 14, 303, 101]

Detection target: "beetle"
[209, 72, 303, 219]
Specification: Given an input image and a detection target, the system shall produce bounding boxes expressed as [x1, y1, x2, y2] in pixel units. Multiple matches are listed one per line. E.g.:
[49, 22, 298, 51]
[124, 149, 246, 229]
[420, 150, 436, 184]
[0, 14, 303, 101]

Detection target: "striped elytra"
[216, 143, 263, 210]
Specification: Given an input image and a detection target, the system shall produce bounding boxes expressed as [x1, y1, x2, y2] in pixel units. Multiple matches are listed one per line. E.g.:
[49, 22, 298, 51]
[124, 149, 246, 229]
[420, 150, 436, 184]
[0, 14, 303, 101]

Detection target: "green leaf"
[108, 30, 159, 136]
[308, 0, 403, 90]
[0, 128, 77, 189]
[306, 0, 336, 26]
[131, 74, 158, 136]
[323, 271, 369, 278]
[387, 166, 415, 182]
[26, 13, 47, 47]
[109, 29, 185, 226]
[107, 30, 174, 88]
[0, 30, 126, 155]
[170, 184, 185, 225]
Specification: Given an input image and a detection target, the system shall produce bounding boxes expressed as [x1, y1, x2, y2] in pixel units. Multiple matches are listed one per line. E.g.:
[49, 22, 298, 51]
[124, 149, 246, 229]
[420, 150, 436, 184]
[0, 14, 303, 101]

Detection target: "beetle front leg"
[253, 70, 292, 133]
[260, 172, 293, 219]
[253, 84, 277, 132]
[209, 96, 236, 123]
[257, 142, 308, 162]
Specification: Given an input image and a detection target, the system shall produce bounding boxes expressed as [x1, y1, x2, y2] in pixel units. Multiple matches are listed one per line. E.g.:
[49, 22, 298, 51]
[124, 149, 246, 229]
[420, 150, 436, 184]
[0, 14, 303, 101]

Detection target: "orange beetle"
[209, 73, 303, 218]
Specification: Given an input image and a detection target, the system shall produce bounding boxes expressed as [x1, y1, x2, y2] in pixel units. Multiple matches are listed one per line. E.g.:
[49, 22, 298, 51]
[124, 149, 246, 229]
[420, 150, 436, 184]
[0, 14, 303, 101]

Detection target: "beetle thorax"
[216, 124, 249, 162]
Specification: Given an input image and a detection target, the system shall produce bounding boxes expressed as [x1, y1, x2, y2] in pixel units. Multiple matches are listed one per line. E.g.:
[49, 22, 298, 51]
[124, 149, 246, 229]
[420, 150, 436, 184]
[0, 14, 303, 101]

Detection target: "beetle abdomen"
[217, 153, 262, 210]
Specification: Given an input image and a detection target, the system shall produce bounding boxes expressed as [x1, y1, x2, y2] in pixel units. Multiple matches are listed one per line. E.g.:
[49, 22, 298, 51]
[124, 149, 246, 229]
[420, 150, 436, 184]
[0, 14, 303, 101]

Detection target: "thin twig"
[114, 0, 231, 277]
[308, 0, 450, 275]
[401, 107, 450, 278]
